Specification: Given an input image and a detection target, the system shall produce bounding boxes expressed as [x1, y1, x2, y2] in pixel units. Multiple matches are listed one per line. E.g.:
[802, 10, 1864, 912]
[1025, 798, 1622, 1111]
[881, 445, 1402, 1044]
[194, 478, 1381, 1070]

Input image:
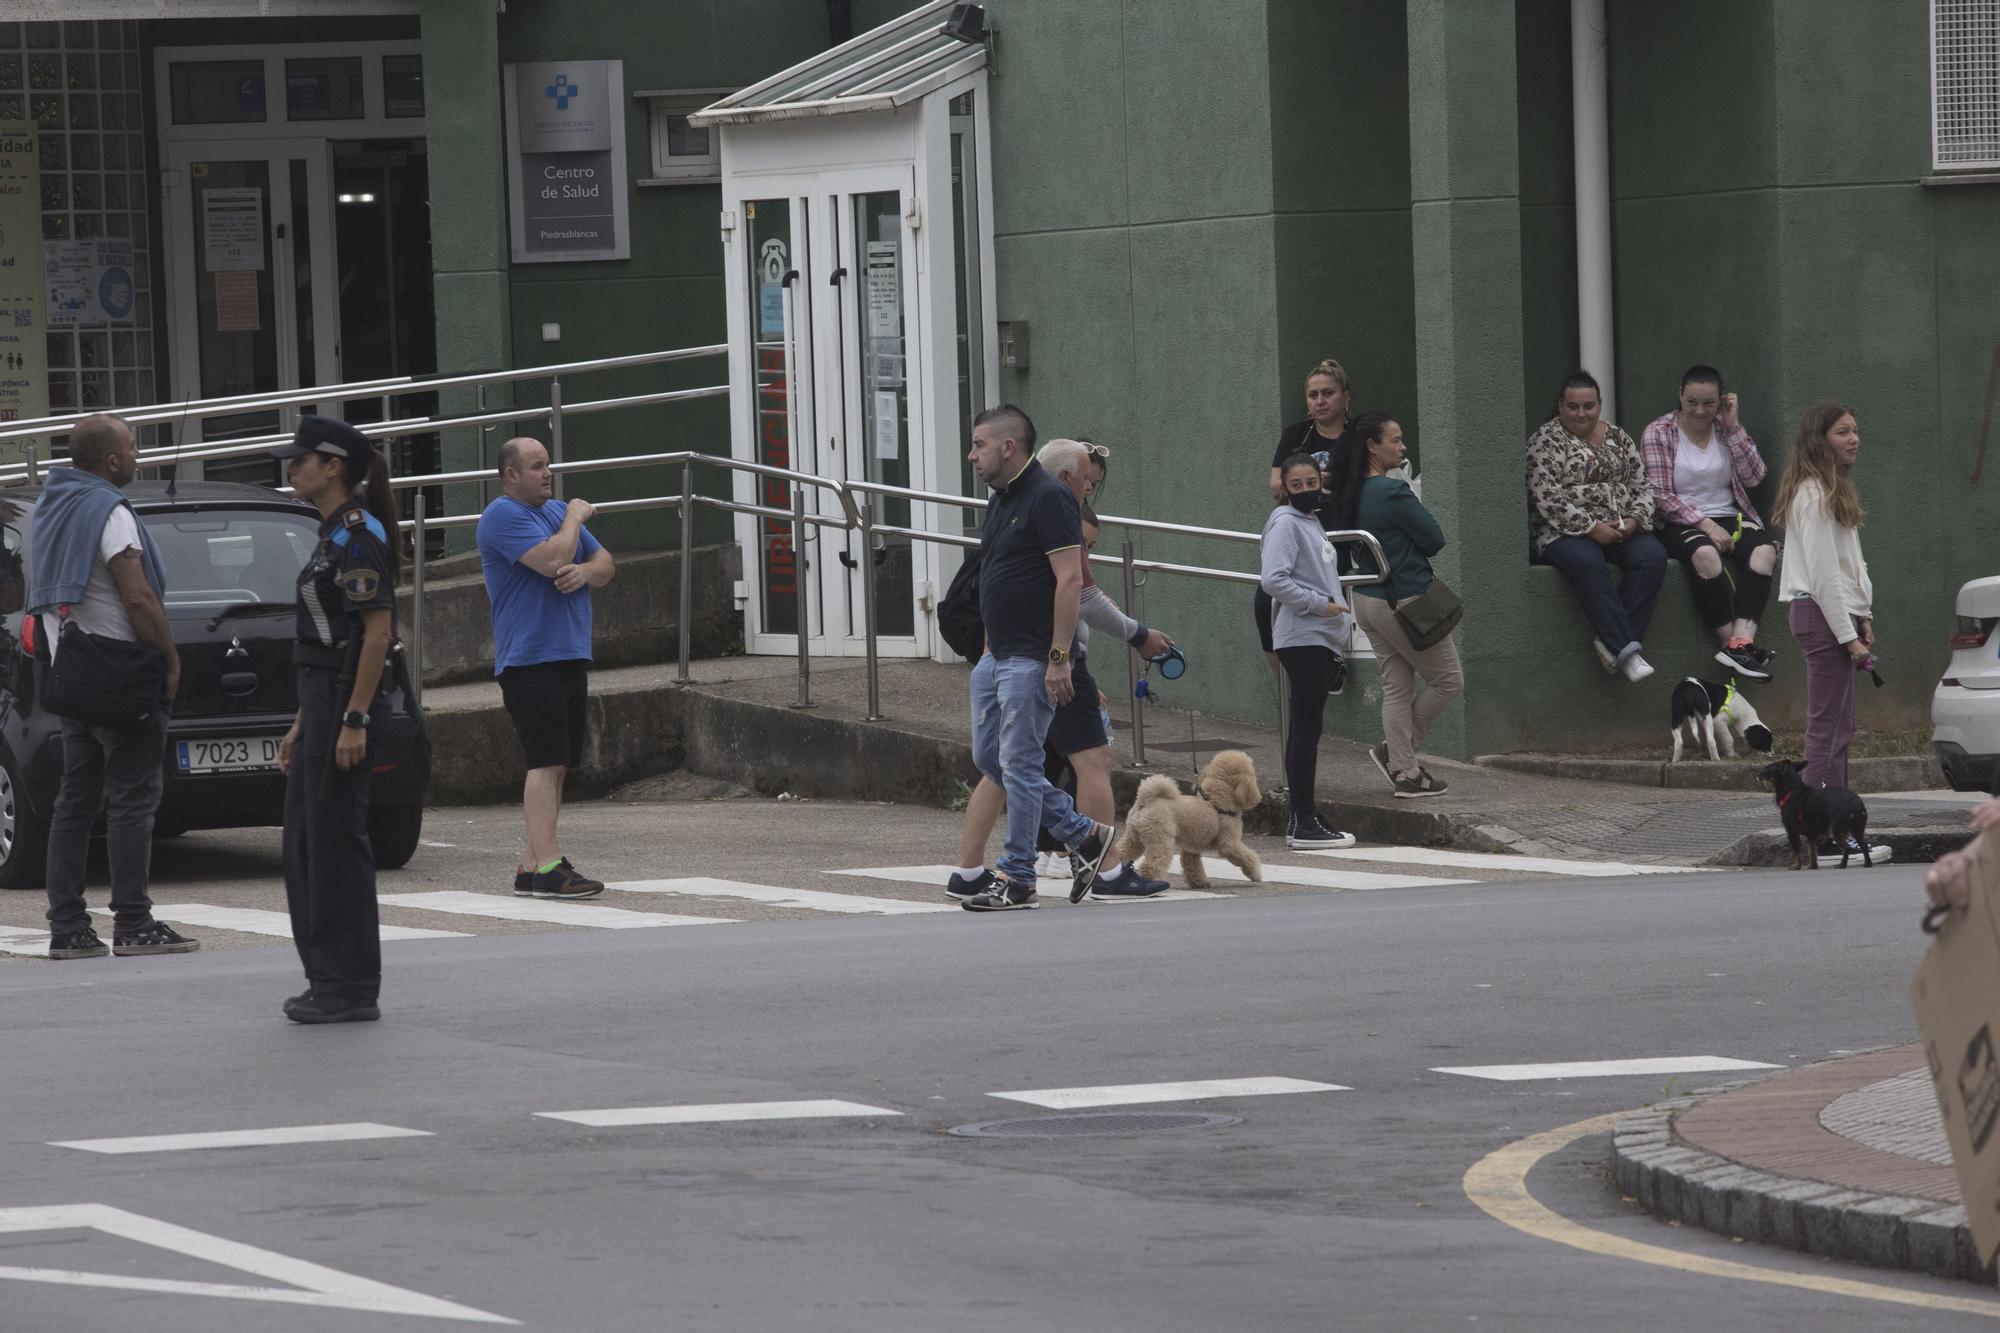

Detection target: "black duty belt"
[293, 642, 347, 668]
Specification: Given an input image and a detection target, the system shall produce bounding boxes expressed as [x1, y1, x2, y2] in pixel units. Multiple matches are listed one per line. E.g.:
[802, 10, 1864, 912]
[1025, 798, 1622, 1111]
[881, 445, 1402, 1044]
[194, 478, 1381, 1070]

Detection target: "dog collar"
[1776, 788, 1794, 811]
[1198, 790, 1243, 817]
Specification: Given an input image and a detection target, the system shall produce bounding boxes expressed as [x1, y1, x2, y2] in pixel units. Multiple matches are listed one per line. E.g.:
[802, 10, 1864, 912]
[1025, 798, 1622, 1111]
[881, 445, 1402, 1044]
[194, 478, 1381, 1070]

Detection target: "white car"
[1934, 575, 2000, 793]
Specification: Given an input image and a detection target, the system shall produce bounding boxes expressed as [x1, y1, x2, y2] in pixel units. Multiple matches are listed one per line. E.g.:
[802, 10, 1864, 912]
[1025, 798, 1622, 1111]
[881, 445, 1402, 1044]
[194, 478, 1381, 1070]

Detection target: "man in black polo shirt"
[959, 404, 1116, 912]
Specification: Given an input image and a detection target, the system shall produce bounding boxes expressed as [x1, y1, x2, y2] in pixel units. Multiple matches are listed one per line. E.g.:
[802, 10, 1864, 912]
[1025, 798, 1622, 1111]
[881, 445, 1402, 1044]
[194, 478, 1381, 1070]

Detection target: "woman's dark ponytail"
[350, 447, 401, 584]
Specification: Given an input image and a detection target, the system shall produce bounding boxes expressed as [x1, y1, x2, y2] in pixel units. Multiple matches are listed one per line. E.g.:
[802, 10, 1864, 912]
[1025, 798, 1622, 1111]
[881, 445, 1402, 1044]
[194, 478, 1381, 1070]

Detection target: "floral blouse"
[1526, 418, 1656, 558]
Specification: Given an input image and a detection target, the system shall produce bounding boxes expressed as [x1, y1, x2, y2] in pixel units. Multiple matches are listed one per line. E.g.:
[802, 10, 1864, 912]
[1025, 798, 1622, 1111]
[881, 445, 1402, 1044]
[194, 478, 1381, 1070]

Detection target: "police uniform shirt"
[298, 499, 395, 648]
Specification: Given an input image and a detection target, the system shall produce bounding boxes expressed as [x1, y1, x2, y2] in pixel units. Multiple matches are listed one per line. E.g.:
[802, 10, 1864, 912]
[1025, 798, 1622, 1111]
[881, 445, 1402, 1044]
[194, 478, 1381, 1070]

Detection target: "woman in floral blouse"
[1527, 371, 1668, 683]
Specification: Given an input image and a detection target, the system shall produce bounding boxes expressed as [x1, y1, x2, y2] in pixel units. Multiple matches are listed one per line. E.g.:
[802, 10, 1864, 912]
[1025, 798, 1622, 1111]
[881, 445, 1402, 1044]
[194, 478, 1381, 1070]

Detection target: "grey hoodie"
[1259, 501, 1352, 653]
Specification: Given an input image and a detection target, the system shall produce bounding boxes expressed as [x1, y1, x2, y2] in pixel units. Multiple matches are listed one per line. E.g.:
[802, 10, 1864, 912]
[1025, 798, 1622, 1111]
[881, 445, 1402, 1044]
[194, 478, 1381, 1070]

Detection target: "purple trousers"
[1788, 598, 1857, 789]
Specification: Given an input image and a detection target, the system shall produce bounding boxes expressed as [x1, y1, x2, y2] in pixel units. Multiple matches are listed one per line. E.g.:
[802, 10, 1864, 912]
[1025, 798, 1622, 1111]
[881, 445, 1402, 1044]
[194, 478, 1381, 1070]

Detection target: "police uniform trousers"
[284, 661, 381, 1002]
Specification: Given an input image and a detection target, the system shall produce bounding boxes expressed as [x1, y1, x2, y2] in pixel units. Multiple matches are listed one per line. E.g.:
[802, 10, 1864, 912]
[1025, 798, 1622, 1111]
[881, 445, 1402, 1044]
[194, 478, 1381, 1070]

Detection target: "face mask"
[1287, 489, 1323, 513]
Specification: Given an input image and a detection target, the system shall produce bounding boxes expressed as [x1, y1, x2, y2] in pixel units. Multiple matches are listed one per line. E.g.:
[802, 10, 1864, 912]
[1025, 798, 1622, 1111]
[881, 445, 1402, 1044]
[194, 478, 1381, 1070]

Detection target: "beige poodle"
[1117, 750, 1263, 890]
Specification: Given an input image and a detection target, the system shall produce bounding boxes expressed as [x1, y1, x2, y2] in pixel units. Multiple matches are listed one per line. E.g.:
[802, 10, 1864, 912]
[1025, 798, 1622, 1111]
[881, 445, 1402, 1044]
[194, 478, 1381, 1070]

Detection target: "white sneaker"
[1620, 652, 1655, 683]
[1592, 639, 1616, 673]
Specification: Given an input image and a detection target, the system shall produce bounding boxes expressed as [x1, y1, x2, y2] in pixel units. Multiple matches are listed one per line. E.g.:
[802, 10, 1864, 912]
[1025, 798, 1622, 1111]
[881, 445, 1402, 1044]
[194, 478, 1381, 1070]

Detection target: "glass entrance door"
[735, 167, 924, 656]
[163, 139, 338, 484]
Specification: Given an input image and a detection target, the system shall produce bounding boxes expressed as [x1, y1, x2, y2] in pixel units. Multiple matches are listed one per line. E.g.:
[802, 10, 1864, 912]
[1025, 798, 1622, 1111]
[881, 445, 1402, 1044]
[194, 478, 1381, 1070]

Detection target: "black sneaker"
[1286, 814, 1357, 850]
[962, 874, 1039, 912]
[945, 868, 995, 900]
[1393, 769, 1449, 799]
[1087, 866, 1171, 902]
[519, 858, 605, 899]
[513, 869, 532, 894]
[284, 993, 381, 1024]
[1751, 645, 1777, 670]
[113, 921, 199, 955]
[1366, 743, 1395, 790]
[1817, 836, 1892, 867]
[1066, 823, 1118, 903]
[1328, 653, 1348, 697]
[1715, 643, 1772, 681]
[47, 925, 109, 960]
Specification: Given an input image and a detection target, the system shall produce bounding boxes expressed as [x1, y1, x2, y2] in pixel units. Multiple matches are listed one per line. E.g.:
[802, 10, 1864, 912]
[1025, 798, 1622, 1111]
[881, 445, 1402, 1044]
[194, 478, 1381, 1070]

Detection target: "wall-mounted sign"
[45, 239, 136, 327]
[503, 60, 630, 263]
[0, 121, 48, 442]
[201, 187, 265, 272]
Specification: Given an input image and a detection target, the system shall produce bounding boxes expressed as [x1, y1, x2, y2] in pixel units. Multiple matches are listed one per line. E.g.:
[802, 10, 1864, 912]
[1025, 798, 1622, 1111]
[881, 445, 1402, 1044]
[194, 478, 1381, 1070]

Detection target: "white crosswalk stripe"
[376, 891, 734, 929]
[92, 905, 468, 942]
[1173, 857, 1474, 891]
[0, 926, 47, 957]
[535, 1099, 901, 1127]
[989, 1077, 1349, 1109]
[605, 877, 955, 915]
[827, 865, 1229, 901]
[1431, 1056, 1781, 1081]
[1300, 846, 1703, 877]
[51, 1122, 433, 1154]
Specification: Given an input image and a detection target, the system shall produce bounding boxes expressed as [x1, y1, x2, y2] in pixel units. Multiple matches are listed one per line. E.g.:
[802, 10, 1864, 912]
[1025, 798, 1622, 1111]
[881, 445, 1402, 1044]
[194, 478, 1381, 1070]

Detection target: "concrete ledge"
[1477, 752, 1946, 793]
[1608, 1074, 1996, 1282]
[1703, 826, 1973, 868]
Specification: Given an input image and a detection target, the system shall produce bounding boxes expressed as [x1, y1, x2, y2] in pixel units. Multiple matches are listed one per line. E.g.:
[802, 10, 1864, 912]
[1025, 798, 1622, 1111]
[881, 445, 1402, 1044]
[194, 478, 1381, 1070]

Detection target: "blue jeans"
[970, 653, 1094, 887]
[1540, 533, 1668, 661]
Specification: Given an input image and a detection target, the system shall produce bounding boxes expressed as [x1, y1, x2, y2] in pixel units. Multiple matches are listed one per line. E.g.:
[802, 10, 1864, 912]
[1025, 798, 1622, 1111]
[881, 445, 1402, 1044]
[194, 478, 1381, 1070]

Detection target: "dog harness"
[1716, 679, 1739, 724]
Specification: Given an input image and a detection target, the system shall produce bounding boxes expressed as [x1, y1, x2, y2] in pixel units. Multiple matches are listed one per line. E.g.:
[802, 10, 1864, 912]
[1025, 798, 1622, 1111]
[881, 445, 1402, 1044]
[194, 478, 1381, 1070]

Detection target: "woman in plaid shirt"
[1640, 365, 1777, 682]
[1527, 371, 1667, 683]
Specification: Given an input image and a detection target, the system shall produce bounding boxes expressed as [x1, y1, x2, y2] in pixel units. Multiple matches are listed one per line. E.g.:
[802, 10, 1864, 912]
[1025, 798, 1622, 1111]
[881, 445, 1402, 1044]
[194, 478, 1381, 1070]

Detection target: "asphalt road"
[0, 795, 1989, 1331]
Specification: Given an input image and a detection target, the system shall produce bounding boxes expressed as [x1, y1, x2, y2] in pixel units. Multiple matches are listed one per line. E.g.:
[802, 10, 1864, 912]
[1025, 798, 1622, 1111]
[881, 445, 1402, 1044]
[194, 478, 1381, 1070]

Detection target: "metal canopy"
[689, 0, 987, 127]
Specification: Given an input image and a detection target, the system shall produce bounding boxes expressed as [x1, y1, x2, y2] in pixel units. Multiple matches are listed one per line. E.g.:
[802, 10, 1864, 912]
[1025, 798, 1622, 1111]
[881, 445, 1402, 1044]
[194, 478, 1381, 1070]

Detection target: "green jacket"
[1352, 475, 1445, 601]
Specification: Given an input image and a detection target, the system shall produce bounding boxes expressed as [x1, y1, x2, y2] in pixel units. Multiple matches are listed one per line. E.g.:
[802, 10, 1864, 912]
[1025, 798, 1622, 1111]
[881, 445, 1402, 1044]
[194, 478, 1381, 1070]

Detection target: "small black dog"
[1758, 760, 1871, 869]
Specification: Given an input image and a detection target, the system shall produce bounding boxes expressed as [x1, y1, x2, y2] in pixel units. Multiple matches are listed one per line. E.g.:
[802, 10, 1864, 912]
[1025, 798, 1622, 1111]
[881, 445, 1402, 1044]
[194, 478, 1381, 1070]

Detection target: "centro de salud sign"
[503, 60, 631, 263]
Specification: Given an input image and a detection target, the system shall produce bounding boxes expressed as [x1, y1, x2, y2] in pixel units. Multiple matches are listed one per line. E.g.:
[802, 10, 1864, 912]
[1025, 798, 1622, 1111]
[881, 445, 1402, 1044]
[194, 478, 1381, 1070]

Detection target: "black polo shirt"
[978, 459, 1082, 660]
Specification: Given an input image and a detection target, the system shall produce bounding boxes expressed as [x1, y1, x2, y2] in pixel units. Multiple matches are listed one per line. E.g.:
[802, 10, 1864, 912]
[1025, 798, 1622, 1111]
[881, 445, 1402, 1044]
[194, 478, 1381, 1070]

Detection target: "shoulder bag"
[1389, 575, 1464, 652]
[43, 613, 166, 732]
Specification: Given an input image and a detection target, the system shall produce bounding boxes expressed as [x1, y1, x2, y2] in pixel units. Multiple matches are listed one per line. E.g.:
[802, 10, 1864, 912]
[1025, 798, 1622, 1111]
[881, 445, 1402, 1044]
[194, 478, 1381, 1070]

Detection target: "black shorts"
[1044, 656, 1108, 756]
[498, 658, 589, 770]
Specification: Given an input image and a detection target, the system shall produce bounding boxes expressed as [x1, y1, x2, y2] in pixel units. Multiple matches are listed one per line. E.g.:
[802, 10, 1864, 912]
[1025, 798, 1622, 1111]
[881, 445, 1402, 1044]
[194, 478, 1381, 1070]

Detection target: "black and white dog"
[1669, 677, 1774, 763]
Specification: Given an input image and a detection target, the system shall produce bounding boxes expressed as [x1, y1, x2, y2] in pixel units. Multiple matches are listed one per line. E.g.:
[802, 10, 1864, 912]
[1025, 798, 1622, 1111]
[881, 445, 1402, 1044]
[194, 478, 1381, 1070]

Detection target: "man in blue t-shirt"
[957, 405, 1116, 913]
[477, 437, 617, 900]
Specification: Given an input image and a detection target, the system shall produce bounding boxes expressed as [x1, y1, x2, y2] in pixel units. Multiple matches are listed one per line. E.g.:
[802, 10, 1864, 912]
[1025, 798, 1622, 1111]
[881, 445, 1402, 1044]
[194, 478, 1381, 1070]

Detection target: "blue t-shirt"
[978, 459, 1083, 659]
[476, 496, 603, 673]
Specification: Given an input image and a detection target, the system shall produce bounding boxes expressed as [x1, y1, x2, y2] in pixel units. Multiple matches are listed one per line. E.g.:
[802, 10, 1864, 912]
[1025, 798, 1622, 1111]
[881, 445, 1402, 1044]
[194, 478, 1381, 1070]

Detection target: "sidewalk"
[422, 655, 1979, 865]
[1611, 1046, 1992, 1281]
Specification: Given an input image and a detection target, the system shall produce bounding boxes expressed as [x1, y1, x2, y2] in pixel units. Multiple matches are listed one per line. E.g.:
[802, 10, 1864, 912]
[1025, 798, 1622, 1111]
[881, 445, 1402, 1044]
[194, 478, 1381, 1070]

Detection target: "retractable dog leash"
[1134, 647, 1197, 777]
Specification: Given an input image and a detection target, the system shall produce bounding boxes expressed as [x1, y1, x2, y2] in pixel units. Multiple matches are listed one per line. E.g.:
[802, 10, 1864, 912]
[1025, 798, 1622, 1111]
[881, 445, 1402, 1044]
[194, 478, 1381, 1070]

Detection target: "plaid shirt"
[1640, 411, 1766, 529]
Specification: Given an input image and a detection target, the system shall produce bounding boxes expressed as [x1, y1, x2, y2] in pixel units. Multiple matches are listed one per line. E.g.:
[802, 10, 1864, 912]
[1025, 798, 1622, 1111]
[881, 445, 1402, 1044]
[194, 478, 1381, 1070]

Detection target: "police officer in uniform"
[271, 416, 399, 1024]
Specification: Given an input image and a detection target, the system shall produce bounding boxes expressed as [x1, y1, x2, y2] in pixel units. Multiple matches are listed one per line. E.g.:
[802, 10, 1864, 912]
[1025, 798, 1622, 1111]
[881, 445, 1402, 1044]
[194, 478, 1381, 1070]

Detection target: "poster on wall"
[503, 60, 630, 263]
[45, 239, 136, 327]
[0, 121, 49, 452]
[202, 187, 265, 272]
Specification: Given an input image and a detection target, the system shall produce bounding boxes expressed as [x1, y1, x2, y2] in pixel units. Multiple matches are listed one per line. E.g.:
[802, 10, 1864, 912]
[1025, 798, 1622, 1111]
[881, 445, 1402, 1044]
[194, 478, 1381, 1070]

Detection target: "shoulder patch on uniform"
[341, 568, 381, 600]
[344, 508, 367, 528]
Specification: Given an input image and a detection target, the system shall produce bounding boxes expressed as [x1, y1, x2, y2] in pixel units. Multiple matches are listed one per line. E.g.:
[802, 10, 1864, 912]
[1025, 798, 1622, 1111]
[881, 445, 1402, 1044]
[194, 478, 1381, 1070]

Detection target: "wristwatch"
[1047, 646, 1070, 665]
[341, 709, 370, 729]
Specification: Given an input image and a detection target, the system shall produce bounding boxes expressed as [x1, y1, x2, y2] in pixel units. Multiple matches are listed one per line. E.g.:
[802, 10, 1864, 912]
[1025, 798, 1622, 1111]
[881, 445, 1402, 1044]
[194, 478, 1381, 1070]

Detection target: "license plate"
[177, 736, 283, 774]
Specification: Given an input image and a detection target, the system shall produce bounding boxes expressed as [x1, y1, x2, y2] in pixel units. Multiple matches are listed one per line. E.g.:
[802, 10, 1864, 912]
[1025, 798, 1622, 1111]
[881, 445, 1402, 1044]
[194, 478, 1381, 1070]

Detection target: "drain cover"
[948, 1111, 1241, 1138]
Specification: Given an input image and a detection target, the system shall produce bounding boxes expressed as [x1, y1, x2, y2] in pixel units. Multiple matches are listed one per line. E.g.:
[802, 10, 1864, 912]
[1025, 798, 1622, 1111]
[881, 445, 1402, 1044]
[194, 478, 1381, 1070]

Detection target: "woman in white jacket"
[1260, 453, 1357, 850]
[1773, 400, 1875, 795]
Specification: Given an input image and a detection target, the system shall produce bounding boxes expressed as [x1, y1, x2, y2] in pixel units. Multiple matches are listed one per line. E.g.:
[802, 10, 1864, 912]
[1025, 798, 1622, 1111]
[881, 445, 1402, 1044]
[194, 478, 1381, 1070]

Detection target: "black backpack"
[937, 551, 984, 662]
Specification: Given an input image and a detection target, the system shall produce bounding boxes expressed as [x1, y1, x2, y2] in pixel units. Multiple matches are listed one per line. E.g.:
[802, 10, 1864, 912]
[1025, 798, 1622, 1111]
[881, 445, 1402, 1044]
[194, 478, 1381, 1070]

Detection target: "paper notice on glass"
[213, 270, 262, 332]
[873, 391, 900, 461]
[203, 187, 265, 272]
[865, 240, 899, 337]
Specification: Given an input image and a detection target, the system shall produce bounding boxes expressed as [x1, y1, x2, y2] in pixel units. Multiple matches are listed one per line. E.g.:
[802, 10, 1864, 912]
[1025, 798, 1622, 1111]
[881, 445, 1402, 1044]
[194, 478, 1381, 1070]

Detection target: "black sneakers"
[1066, 823, 1118, 903]
[1392, 769, 1449, 799]
[1087, 866, 1171, 902]
[962, 873, 1039, 912]
[945, 868, 996, 900]
[1715, 642, 1772, 681]
[1286, 813, 1356, 850]
[284, 993, 381, 1024]
[1366, 743, 1394, 790]
[1817, 836, 1892, 867]
[517, 858, 605, 899]
[48, 925, 109, 959]
[113, 922, 200, 955]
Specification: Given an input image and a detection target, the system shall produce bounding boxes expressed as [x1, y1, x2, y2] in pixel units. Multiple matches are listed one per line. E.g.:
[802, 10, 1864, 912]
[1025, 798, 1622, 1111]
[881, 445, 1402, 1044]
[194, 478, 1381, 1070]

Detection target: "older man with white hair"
[948, 435, 1179, 905]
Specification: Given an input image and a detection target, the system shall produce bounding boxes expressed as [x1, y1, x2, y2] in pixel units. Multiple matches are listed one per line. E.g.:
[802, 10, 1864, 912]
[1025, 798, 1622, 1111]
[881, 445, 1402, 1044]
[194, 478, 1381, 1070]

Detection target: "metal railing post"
[792, 484, 813, 709]
[548, 377, 564, 499]
[676, 460, 694, 686]
[23, 442, 37, 483]
[1122, 533, 1146, 766]
[474, 382, 489, 510]
[859, 498, 881, 721]
[410, 491, 426, 707]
